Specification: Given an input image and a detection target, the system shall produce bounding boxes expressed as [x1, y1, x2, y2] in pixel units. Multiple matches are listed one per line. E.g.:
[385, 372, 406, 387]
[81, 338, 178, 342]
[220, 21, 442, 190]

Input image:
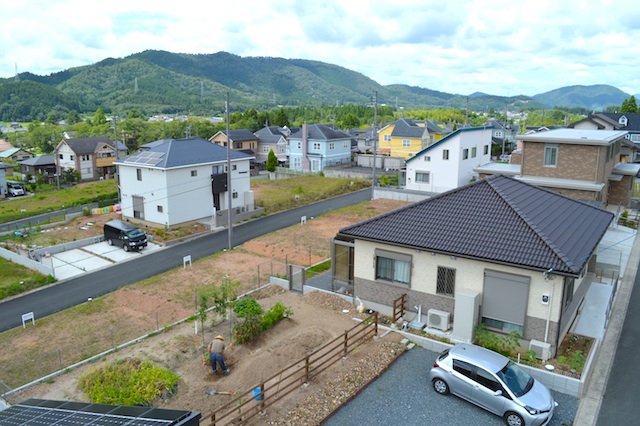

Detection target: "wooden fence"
[205, 312, 378, 425]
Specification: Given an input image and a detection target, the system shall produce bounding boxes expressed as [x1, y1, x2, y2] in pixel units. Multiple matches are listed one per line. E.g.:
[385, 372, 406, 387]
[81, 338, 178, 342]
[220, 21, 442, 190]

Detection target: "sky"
[2, 0, 639, 98]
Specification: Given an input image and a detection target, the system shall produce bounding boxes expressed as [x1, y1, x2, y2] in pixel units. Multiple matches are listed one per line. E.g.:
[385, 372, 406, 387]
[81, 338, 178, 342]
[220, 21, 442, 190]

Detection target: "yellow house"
[378, 118, 452, 159]
[209, 129, 259, 152]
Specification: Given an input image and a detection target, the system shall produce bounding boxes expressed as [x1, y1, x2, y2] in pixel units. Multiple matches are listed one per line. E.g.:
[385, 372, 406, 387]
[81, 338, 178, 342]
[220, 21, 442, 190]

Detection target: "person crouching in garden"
[208, 335, 230, 376]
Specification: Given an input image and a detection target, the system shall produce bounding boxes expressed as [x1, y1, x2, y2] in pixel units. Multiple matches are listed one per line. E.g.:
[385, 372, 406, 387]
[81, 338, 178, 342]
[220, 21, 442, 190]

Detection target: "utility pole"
[225, 93, 233, 251]
[371, 91, 378, 200]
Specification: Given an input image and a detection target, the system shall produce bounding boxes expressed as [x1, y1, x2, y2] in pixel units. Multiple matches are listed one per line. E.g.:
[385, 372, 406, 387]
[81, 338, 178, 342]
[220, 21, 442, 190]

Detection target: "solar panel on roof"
[0, 400, 199, 426]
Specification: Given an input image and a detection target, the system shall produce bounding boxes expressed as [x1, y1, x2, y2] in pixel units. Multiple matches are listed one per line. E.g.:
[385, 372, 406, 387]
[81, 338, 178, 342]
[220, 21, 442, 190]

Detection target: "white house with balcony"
[115, 137, 255, 227]
[405, 126, 494, 193]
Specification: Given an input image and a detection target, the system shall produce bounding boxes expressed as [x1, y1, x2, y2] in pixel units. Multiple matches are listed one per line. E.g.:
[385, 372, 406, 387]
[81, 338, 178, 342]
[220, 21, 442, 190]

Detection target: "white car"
[429, 343, 557, 426]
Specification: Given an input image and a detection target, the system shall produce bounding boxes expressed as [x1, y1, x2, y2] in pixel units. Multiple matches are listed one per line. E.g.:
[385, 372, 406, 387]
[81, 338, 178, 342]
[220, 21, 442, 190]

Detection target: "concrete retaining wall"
[0, 247, 53, 276]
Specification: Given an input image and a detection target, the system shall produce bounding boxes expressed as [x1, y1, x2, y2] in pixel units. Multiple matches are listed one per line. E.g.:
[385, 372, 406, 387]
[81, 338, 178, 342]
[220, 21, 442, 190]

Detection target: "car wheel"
[504, 412, 524, 426]
[124, 244, 130, 252]
[107, 239, 113, 246]
[432, 378, 449, 395]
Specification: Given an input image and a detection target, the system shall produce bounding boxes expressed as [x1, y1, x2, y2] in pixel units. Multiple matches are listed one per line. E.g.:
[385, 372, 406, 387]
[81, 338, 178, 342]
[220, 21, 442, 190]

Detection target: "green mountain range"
[0, 50, 632, 122]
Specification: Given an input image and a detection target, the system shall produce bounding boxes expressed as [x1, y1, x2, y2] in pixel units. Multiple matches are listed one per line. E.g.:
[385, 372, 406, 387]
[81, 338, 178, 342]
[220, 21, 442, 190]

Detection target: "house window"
[232, 191, 238, 199]
[191, 170, 197, 177]
[544, 144, 558, 166]
[81, 155, 90, 161]
[234, 142, 242, 149]
[59, 154, 63, 159]
[278, 145, 286, 153]
[70, 155, 74, 160]
[343, 141, 349, 149]
[443, 149, 450, 160]
[375, 249, 411, 285]
[436, 266, 455, 296]
[212, 165, 223, 174]
[384, 135, 391, 142]
[424, 156, 430, 162]
[416, 172, 430, 183]
[313, 142, 321, 150]
[619, 116, 628, 126]
[471, 147, 477, 158]
[462, 149, 469, 160]
[293, 157, 301, 168]
[232, 165, 237, 171]
[483, 145, 489, 155]
[157, 205, 163, 213]
[402, 139, 411, 147]
[329, 142, 335, 150]
[563, 277, 575, 312]
[263, 146, 270, 152]
[136, 168, 142, 181]
[297, 141, 301, 149]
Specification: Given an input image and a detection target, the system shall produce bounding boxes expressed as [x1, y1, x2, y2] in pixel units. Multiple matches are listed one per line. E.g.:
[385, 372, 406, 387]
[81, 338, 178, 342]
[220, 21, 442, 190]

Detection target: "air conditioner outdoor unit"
[427, 308, 450, 331]
[528, 339, 551, 361]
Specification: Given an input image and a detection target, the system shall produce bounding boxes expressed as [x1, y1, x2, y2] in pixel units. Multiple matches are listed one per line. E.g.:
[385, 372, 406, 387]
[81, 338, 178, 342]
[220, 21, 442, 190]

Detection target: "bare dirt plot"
[2, 198, 411, 423]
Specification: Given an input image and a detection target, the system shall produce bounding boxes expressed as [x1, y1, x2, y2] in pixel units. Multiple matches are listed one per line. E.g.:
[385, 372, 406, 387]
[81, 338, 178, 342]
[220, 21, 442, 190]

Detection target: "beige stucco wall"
[353, 239, 575, 352]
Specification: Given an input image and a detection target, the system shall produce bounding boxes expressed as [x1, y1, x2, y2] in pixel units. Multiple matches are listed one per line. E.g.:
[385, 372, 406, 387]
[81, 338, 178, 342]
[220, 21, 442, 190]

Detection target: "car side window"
[475, 367, 501, 392]
[453, 360, 473, 378]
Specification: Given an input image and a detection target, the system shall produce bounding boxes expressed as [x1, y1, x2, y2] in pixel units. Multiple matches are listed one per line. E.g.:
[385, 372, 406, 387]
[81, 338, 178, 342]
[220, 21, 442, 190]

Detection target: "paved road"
[597, 255, 640, 424]
[0, 190, 371, 332]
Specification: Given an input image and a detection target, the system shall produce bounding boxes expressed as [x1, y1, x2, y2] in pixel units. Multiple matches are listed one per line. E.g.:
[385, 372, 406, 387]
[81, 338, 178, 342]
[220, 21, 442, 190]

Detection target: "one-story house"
[332, 174, 613, 358]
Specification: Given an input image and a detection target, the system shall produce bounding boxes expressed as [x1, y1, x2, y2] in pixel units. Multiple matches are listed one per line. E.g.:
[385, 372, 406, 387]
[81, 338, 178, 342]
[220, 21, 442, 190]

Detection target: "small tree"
[266, 149, 278, 172]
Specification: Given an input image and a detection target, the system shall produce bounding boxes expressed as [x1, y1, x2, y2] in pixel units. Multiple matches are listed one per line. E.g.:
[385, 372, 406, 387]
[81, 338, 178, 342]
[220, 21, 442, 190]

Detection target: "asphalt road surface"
[0, 190, 371, 332]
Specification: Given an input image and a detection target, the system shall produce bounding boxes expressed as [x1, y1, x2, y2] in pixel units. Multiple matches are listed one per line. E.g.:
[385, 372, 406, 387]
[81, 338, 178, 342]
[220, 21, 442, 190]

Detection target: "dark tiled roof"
[338, 175, 613, 275]
[290, 124, 351, 140]
[598, 112, 640, 132]
[62, 136, 116, 154]
[19, 154, 55, 166]
[221, 129, 258, 142]
[389, 118, 425, 138]
[121, 137, 253, 169]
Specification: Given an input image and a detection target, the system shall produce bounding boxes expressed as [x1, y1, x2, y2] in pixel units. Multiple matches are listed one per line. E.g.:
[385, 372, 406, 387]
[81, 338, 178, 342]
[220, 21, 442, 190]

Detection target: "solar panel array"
[123, 151, 164, 166]
[0, 399, 198, 426]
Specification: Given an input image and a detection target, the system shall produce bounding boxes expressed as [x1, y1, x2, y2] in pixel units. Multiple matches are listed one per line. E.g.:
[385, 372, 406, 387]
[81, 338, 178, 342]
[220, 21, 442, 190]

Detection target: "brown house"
[476, 128, 639, 207]
[209, 129, 258, 152]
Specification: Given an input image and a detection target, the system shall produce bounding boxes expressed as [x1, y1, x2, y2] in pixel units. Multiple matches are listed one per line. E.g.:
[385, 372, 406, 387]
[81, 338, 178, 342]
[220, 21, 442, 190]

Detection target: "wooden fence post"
[305, 356, 310, 384]
[343, 332, 348, 357]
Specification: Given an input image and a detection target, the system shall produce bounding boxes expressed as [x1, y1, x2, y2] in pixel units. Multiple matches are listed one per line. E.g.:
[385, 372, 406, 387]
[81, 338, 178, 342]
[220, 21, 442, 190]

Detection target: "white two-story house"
[115, 137, 255, 227]
[405, 126, 494, 193]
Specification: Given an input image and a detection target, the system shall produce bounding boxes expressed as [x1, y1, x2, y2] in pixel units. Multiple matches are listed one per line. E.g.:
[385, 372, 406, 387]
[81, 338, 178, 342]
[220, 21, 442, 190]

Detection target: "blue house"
[288, 124, 352, 172]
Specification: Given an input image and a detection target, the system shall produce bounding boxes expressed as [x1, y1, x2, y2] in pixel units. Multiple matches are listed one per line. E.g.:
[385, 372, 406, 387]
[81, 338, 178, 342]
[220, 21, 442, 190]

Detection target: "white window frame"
[415, 171, 430, 183]
[443, 149, 450, 160]
[544, 144, 558, 167]
[402, 139, 411, 147]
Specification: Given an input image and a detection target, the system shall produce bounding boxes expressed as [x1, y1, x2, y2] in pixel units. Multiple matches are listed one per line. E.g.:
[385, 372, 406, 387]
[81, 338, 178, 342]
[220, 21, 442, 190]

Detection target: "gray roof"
[119, 137, 253, 169]
[19, 154, 55, 166]
[220, 129, 258, 142]
[390, 118, 425, 138]
[61, 136, 120, 154]
[338, 174, 613, 275]
[598, 112, 640, 132]
[289, 124, 351, 140]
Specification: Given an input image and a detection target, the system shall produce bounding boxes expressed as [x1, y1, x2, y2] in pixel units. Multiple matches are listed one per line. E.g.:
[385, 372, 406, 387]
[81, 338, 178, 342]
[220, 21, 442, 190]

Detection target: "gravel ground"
[324, 346, 579, 426]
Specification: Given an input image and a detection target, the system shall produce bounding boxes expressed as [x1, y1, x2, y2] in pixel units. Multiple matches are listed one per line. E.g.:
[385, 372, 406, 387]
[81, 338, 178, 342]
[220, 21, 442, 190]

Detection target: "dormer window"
[619, 116, 628, 126]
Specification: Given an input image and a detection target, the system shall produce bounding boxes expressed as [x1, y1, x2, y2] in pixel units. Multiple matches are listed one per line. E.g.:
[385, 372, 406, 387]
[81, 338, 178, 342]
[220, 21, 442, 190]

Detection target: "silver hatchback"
[429, 343, 557, 426]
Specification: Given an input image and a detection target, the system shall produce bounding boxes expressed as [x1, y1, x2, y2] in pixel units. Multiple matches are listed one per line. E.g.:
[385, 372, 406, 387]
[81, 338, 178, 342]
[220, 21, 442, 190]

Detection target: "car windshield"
[496, 361, 533, 397]
[126, 229, 145, 239]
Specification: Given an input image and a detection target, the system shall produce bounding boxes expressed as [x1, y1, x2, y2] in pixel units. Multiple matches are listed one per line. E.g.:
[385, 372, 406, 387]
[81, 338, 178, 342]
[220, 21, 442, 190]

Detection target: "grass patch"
[0, 180, 118, 223]
[252, 176, 370, 214]
[78, 358, 179, 405]
[0, 258, 56, 301]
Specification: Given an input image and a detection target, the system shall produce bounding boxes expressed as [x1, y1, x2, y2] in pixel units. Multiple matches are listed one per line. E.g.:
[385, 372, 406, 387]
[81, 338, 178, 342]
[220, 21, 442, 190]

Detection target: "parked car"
[429, 343, 557, 426]
[103, 220, 148, 251]
[7, 182, 25, 197]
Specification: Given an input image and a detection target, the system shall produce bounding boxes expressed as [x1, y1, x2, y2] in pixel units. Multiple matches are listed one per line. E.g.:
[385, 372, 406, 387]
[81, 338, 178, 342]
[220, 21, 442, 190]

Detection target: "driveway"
[325, 346, 579, 425]
[39, 241, 163, 281]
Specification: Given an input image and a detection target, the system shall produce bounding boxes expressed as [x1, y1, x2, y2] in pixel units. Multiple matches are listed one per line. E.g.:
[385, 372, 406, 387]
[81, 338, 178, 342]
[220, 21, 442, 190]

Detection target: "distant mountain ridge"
[0, 50, 632, 121]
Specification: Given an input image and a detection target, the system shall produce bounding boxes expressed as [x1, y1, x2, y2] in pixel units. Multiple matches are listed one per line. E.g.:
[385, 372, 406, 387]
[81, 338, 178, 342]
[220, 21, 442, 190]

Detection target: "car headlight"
[524, 406, 541, 415]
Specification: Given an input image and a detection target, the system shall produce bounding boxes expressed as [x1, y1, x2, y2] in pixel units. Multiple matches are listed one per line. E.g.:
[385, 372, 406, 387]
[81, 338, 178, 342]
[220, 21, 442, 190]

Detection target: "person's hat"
[215, 335, 224, 341]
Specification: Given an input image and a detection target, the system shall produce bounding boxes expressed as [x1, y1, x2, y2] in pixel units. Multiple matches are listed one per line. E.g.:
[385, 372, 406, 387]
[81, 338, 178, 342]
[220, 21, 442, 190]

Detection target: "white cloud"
[1, 0, 639, 98]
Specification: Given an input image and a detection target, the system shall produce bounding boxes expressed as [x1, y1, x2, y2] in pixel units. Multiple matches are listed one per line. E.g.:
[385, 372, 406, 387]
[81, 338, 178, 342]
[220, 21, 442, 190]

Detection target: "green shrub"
[234, 298, 263, 318]
[474, 324, 521, 357]
[78, 358, 179, 406]
[261, 302, 292, 331]
[233, 315, 263, 344]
